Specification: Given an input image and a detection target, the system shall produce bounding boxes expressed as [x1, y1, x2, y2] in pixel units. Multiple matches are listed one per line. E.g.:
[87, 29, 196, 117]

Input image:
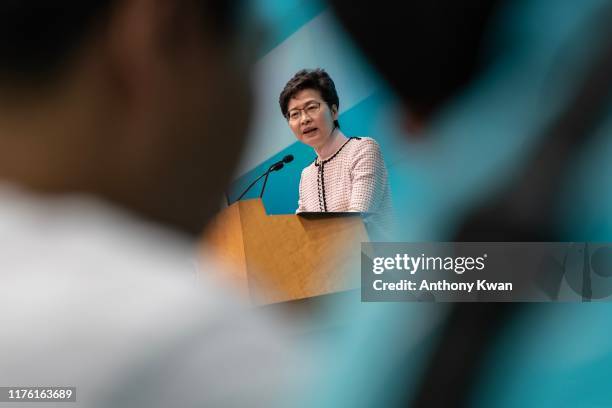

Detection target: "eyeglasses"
[286, 101, 321, 122]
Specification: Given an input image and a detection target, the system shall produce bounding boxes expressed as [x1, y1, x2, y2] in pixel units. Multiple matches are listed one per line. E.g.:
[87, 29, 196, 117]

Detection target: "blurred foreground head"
[328, 0, 503, 125]
[0, 1, 251, 235]
[329, 0, 612, 240]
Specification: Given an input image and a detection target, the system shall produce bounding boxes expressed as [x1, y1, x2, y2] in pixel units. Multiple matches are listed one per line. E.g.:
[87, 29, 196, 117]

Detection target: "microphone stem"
[235, 170, 269, 202]
[260, 170, 271, 199]
[234, 157, 290, 204]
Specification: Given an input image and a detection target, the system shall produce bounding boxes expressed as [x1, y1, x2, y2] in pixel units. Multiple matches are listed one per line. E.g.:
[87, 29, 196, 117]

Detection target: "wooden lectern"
[200, 199, 368, 305]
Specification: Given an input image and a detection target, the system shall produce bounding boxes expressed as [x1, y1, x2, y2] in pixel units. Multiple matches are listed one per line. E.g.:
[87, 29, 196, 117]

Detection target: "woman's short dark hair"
[279, 68, 340, 128]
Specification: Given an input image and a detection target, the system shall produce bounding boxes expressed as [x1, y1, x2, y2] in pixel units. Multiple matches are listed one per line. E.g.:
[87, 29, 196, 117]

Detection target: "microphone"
[260, 155, 293, 198]
[234, 155, 293, 203]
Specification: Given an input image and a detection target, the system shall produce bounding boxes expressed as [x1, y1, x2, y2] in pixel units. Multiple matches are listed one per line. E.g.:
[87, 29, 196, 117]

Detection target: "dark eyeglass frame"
[286, 101, 322, 122]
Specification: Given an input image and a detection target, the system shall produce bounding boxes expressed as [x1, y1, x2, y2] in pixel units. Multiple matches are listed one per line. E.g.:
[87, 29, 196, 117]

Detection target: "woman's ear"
[331, 104, 339, 120]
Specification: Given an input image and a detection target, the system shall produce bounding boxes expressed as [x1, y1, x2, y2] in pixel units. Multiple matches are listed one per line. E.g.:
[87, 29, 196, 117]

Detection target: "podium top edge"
[297, 212, 365, 219]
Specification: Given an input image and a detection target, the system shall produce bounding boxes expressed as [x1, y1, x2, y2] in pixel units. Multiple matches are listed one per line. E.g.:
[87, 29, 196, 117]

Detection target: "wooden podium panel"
[201, 199, 368, 305]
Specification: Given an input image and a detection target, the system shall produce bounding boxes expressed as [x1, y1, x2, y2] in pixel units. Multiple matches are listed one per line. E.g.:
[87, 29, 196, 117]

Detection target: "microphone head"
[272, 162, 284, 171]
[283, 154, 294, 164]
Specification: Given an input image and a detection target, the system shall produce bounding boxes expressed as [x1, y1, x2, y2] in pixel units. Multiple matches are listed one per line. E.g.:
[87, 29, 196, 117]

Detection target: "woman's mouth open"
[303, 127, 318, 136]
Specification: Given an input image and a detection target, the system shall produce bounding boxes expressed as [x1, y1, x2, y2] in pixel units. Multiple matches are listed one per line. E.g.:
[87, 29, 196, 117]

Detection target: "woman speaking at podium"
[279, 68, 393, 236]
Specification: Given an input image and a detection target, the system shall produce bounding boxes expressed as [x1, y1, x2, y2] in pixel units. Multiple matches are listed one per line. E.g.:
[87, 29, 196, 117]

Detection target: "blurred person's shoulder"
[0, 184, 301, 407]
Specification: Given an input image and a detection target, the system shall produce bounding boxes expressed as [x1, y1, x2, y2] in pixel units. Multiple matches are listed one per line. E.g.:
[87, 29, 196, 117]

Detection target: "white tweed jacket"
[296, 136, 393, 236]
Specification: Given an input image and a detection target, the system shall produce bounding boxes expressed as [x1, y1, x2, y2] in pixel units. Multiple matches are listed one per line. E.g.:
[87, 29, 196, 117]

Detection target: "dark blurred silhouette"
[0, 2, 297, 407]
[329, 0, 612, 407]
[0, 1, 249, 234]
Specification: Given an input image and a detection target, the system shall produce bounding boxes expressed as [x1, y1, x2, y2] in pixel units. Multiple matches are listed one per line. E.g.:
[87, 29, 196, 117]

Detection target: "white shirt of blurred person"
[0, 1, 301, 407]
[280, 69, 394, 237]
